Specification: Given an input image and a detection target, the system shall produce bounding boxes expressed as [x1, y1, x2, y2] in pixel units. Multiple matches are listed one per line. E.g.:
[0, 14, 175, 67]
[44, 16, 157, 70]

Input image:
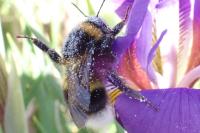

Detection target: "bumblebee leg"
[17, 35, 67, 65]
[107, 72, 159, 111]
[112, 6, 131, 36]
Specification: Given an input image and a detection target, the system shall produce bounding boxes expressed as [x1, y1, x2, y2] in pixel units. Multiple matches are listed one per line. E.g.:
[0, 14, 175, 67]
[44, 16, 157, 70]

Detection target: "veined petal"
[117, 43, 152, 90]
[147, 29, 167, 84]
[115, 0, 134, 18]
[155, 0, 177, 9]
[151, 19, 163, 75]
[177, 0, 193, 83]
[135, 11, 155, 83]
[113, 0, 150, 59]
[113, 36, 133, 61]
[115, 88, 200, 133]
[126, 0, 150, 39]
[155, 1, 179, 87]
[187, 0, 200, 72]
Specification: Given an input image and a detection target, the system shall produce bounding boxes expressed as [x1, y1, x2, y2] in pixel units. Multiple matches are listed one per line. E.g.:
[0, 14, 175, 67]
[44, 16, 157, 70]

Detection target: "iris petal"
[117, 43, 152, 89]
[115, 88, 200, 133]
[115, 0, 134, 18]
[187, 0, 200, 72]
[155, 1, 179, 87]
[178, 65, 200, 87]
[113, 0, 150, 59]
[177, 0, 192, 82]
[126, 0, 150, 39]
[147, 29, 167, 84]
[135, 11, 155, 83]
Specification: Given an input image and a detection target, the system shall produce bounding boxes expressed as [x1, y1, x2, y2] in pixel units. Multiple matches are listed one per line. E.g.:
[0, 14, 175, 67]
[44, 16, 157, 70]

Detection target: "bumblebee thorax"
[85, 17, 112, 34]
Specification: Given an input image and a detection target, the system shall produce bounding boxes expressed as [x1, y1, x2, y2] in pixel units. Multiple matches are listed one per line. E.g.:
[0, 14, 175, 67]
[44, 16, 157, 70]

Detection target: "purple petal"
[113, 0, 150, 59]
[178, 65, 200, 87]
[115, 88, 200, 133]
[112, 36, 133, 61]
[135, 10, 158, 84]
[155, 1, 179, 87]
[187, 0, 200, 71]
[115, 0, 134, 18]
[146, 30, 167, 83]
[177, 0, 192, 81]
[126, 0, 150, 39]
[135, 11, 152, 73]
[155, 0, 177, 9]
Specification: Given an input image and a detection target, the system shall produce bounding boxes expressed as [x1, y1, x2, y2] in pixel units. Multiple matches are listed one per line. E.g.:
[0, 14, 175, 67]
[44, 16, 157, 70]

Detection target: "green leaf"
[0, 125, 3, 133]
[0, 19, 6, 59]
[0, 55, 7, 125]
[54, 100, 71, 133]
[115, 121, 124, 133]
[4, 57, 28, 133]
[32, 116, 47, 133]
[29, 74, 66, 133]
[25, 24, 49, 45]
[35, 76, 60, 133]
[50, 18, 61, 48]
[78, 128, 94, 133]
[85, 0, 95, 16]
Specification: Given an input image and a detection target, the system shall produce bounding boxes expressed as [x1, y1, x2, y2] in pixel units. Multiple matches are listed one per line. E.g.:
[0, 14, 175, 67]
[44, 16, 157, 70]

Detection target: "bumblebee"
[17, 0, 158, 129]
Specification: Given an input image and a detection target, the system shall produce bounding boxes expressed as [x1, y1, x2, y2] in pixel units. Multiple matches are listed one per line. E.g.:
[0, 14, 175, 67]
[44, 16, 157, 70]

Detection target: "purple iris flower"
[111, 0, 200, 132]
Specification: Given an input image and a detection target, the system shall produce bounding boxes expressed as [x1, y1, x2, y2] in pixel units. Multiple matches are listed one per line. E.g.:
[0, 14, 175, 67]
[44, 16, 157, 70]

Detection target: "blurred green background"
[0, 0, 123, 132]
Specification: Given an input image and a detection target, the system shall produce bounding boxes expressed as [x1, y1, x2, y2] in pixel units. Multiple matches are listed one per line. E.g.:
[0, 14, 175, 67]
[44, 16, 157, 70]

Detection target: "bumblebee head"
[72, 0, 111, 34]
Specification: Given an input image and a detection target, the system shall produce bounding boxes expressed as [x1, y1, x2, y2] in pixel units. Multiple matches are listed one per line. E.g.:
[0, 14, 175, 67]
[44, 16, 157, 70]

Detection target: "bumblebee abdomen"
[89, 87, 107, 113]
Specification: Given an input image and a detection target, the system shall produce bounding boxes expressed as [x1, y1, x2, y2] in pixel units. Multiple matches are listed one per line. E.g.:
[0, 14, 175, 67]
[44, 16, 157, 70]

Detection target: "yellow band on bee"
[108, 89, 122, 104]
[80, 22, 103, 40]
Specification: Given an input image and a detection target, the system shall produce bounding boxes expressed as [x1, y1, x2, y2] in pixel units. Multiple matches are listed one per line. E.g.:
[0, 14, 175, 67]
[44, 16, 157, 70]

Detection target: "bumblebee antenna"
[72, 3, 88, 17]
[16, 35, 35, 41]
[96, 0, 106, 17]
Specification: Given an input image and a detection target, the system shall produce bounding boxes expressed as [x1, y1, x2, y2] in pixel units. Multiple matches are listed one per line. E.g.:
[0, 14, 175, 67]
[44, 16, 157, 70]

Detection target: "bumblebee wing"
[67, 80, 91, 127]
[75, 85, 91, 110]
[66, 52, 94, 127]
[67, 82, 91, 128]
[69, 102, 88, 128]
[72, 52, 94, 111]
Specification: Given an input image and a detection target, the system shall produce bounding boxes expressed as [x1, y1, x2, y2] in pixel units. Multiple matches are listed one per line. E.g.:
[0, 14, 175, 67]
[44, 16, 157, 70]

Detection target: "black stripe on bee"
[89, 87, 107, 113]
[62, 29, 93, 59]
